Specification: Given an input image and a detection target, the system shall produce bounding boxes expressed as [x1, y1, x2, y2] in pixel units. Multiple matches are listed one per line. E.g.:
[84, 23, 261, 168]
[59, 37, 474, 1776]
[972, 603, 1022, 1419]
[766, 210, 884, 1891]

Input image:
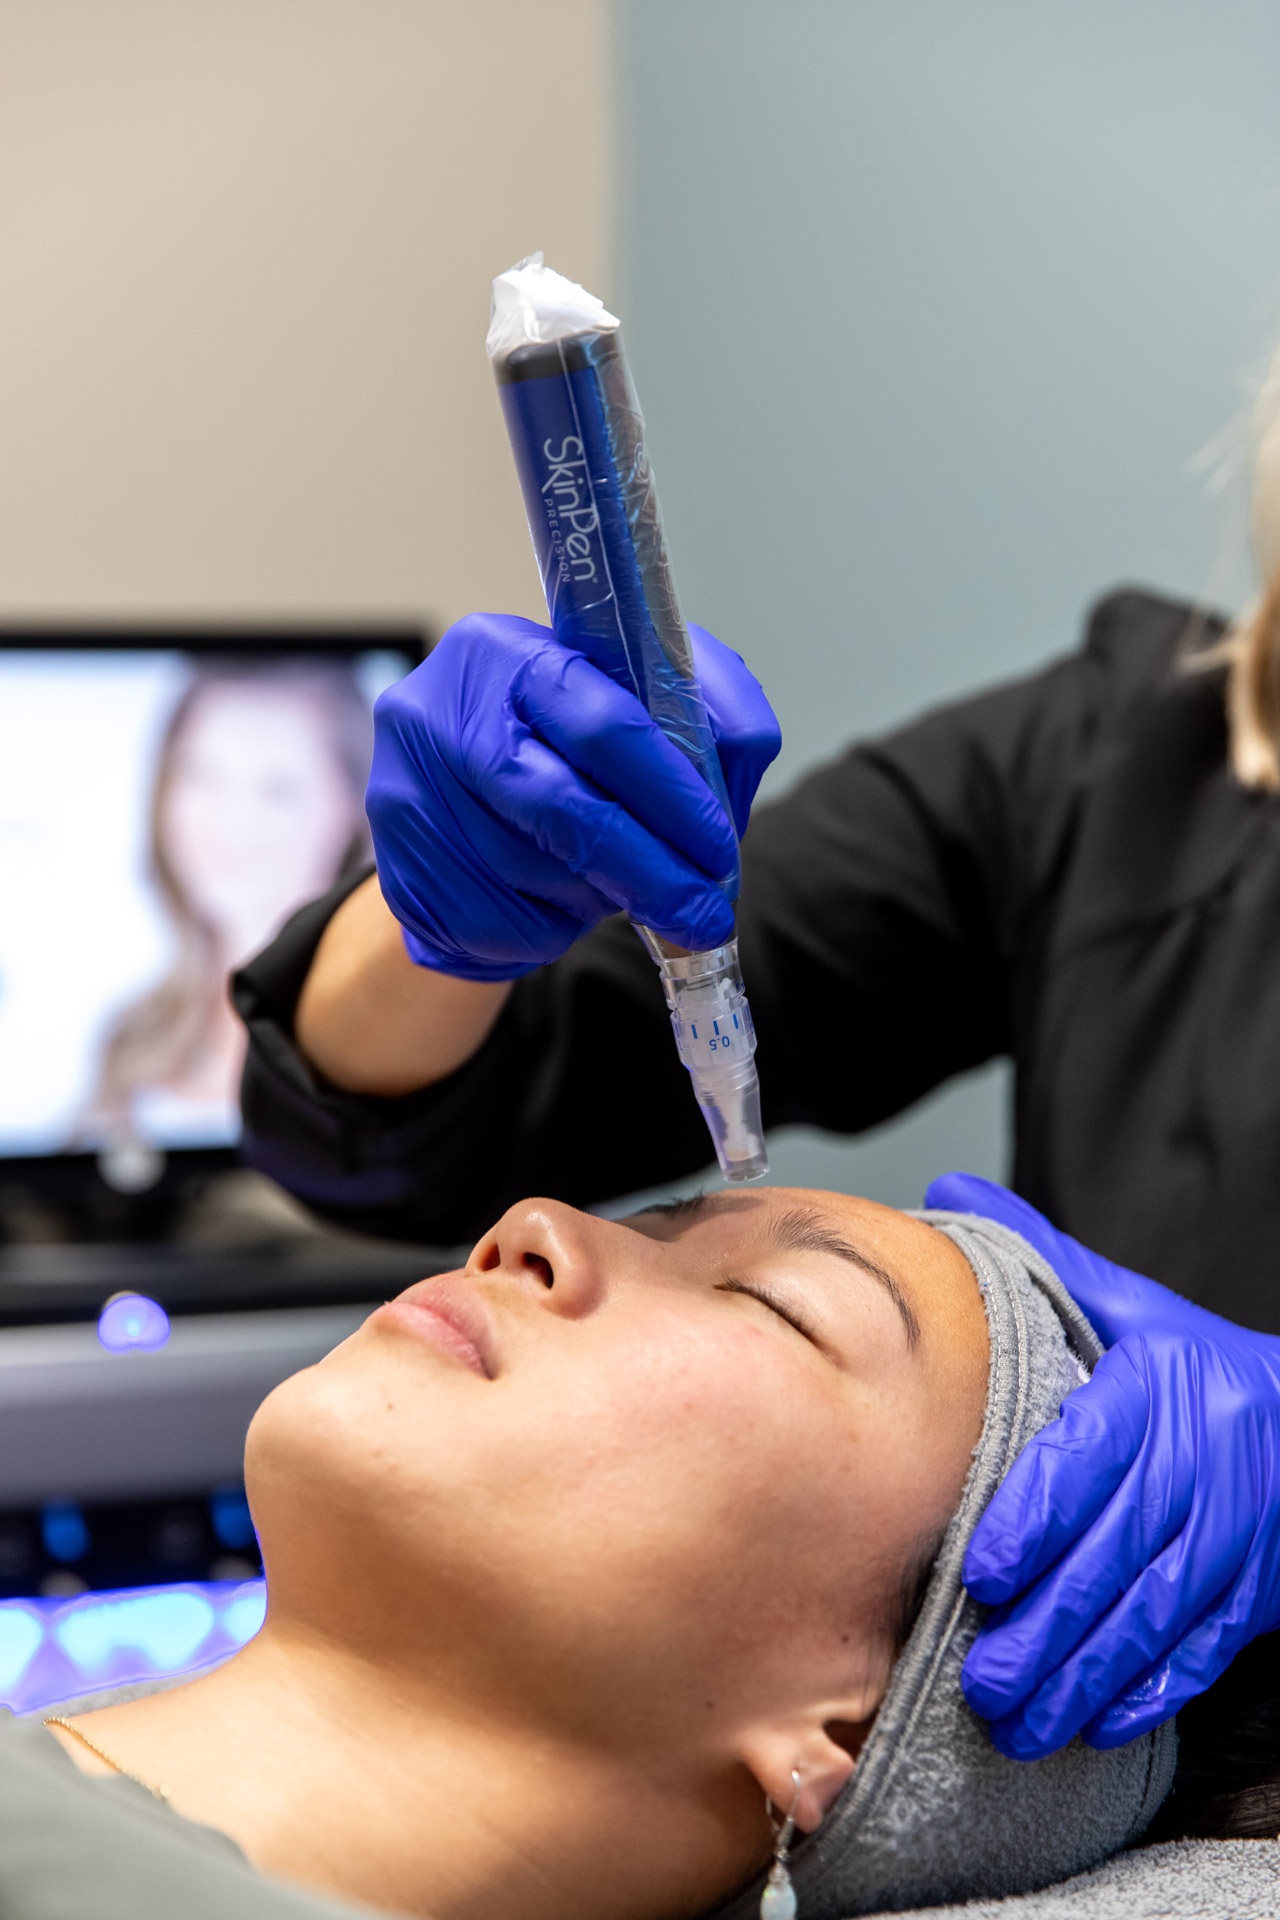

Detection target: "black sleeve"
[234, 589, 1164, 1243]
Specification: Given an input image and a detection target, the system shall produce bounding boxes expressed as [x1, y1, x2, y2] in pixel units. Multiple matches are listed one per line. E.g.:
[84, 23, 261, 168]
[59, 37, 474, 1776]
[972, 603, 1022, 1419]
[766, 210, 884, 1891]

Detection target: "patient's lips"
[375, 1277, 496, 1379]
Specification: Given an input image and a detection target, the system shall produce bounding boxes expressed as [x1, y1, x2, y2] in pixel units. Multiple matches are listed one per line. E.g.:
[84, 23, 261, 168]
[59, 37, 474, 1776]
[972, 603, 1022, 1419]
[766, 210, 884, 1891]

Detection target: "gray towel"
[714, 1211, 1178, 1920]
[876, 1836, 1280, 1917]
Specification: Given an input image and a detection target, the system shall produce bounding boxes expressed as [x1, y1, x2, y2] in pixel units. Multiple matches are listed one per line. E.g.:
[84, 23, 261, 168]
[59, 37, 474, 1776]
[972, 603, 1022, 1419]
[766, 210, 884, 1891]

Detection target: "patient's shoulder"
[0, 1709, 370, 1919]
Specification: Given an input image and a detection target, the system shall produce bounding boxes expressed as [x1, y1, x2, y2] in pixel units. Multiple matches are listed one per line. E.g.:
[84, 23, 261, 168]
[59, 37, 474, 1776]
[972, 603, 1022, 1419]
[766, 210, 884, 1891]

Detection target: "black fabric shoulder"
[746, 587, 1199, 990]
[1079, 584, 1215, 683]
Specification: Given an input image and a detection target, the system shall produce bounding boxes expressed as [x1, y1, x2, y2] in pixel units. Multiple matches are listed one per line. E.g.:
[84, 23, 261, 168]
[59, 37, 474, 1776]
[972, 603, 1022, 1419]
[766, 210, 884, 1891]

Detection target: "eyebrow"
[766, 1206, 921, 1350]
[634, 1195, 922, 1350]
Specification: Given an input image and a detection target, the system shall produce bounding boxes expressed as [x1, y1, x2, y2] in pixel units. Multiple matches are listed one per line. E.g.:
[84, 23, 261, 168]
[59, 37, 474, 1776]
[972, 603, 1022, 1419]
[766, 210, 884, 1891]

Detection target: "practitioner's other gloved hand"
[925, 1172, 1280, 1759]
[366, 612, 780, 979]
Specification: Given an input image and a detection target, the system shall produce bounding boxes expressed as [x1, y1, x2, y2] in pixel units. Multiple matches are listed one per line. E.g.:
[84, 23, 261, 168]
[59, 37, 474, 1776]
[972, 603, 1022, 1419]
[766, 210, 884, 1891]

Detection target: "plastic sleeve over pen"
[486, 253, 767, 1182]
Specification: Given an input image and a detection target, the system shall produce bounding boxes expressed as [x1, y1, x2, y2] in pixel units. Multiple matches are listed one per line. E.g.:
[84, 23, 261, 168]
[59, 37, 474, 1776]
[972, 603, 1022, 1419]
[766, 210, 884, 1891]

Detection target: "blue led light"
[40, 1501, 90, 1564]
[0, 1609, 42, 1690]
[56, 1590, 215, 1672]
[209, 1484, 256, 1552]
[0, 1580, 266, 1714]
[223, 1589, 267, 1645]
[97, 1292, 170, 1353]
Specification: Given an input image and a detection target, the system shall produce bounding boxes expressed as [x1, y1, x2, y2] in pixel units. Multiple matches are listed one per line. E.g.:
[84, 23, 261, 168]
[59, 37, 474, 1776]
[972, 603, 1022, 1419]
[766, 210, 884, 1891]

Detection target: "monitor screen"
[0, 639, 417, 1159]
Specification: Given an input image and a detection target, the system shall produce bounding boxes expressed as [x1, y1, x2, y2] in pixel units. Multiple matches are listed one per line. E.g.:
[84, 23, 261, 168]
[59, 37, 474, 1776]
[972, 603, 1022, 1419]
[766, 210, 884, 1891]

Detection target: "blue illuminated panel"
[0, 1579, 266, 1715]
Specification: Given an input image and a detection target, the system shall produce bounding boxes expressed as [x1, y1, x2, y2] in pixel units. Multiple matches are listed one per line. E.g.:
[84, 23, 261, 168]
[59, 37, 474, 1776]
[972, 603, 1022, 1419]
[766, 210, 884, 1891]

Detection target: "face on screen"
[0, 646, 408, 1157]
[160, 683, 364, 960]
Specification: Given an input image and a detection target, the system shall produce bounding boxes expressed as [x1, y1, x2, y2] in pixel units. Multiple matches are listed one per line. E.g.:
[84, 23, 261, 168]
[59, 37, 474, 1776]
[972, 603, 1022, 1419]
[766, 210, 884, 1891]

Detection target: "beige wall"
[0, 0, 613, 632]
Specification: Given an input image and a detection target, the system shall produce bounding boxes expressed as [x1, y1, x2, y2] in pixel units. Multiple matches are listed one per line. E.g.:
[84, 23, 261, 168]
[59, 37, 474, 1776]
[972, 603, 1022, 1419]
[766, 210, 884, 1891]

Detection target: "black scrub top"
[234, 587, 1280, 1332]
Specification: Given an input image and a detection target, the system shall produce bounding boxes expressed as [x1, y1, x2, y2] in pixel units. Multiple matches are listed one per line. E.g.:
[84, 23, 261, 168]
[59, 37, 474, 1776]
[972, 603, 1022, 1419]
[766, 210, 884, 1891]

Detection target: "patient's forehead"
[649, 1184, 961, 1269]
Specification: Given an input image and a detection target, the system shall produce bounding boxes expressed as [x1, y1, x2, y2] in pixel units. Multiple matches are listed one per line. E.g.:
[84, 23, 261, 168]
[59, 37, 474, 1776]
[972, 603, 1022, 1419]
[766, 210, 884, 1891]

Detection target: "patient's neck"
[57, 1621, 758, 1920]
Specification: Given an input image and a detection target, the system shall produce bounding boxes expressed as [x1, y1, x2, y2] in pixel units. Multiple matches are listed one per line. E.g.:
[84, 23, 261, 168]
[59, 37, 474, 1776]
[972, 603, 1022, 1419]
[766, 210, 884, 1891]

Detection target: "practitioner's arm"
[292, 612, 776, 1097]
[234, 612, 781, 1239]
[294, 874, 512, 1096]
[237, 597, 1139, 1242]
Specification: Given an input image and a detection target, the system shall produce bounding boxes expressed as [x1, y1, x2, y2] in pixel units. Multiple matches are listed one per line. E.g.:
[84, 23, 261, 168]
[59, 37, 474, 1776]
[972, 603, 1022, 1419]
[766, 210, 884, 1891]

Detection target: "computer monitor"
[0, 627, 448, 1612]
[0, 626, 423, 1191]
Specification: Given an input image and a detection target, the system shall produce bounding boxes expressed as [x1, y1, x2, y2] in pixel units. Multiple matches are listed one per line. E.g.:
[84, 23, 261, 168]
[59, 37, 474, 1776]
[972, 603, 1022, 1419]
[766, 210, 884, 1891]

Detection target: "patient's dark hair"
[891, 1525, 947, 1652]
[1141, 1629, 1280, 1843]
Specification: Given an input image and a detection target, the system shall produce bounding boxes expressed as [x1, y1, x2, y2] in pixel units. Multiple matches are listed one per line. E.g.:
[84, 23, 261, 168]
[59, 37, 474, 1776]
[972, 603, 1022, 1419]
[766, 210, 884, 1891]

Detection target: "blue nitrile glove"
[366, 612, 781, 980]
[925, 1172, 1280, 1758]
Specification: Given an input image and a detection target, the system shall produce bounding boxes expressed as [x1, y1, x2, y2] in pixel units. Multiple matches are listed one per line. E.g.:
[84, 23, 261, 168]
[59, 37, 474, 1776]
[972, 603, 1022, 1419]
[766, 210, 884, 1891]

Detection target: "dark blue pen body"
[494, 331, 738, 896]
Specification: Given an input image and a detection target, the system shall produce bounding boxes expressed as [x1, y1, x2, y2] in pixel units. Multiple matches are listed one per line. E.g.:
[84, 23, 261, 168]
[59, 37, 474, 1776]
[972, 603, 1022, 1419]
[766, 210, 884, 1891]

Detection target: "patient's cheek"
[585, 1311, 798, 1462]
[552, 1315, 850, 1547]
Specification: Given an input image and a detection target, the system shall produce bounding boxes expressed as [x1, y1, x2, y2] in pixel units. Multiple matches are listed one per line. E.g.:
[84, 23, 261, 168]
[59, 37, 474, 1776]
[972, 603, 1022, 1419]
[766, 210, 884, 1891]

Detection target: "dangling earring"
[760, 1770, 801, 1920]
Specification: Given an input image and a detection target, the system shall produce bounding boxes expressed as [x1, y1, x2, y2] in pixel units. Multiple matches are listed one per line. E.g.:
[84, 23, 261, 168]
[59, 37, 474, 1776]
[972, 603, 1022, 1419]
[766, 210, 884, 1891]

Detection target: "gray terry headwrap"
[714, 1211, 1178, 1920]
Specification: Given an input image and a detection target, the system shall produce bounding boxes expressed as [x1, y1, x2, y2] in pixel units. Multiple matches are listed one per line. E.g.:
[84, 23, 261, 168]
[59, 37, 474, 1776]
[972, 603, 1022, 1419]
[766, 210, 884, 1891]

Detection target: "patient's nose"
[466, 1198, 608, 1317]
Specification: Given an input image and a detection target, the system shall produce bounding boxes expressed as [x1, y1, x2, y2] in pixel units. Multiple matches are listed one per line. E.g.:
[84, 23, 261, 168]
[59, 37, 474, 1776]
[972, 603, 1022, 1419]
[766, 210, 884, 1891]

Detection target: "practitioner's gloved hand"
[925, 1172, 1280, 1759]
[366, 611, 780, 979]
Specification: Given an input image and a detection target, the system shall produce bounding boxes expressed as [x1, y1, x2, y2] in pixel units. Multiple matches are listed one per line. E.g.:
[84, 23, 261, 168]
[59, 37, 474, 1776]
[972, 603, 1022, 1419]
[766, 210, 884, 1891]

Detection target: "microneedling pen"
[486, 253, 768, 1184]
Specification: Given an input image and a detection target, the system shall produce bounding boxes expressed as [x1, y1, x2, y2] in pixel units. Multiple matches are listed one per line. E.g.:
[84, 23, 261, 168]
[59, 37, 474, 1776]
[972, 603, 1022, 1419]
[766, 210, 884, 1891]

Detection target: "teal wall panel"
[611, 0, 1280, 1205]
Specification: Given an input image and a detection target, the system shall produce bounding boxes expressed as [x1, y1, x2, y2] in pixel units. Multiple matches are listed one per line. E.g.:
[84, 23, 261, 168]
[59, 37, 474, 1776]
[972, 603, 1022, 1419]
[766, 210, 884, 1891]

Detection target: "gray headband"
[714, 1211, 1177, 1920]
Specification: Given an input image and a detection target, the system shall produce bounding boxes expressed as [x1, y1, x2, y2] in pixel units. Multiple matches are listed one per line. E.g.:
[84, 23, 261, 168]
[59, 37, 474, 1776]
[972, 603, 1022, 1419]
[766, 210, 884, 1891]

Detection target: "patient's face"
[248, 1190, 986, 1783]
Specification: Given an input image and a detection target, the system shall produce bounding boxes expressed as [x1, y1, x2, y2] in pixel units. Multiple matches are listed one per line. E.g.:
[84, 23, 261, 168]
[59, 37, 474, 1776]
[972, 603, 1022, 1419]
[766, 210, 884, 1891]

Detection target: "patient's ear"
[737, 1708, 877, 1834]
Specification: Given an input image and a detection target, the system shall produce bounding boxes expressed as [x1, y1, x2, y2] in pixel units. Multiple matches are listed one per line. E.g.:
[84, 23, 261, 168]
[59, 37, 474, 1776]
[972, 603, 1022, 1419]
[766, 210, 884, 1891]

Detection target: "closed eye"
[716, 1277, 818, 1345]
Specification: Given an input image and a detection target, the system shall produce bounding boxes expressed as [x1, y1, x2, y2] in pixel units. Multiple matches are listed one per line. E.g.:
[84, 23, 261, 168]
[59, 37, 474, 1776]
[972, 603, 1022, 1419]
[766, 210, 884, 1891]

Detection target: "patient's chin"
[240, 1365, 354, 1544]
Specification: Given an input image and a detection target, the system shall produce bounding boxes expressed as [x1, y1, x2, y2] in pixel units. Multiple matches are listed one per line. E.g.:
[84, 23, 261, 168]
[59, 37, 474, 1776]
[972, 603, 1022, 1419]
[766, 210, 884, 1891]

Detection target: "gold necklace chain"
[44, 1716, 170, 1805]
